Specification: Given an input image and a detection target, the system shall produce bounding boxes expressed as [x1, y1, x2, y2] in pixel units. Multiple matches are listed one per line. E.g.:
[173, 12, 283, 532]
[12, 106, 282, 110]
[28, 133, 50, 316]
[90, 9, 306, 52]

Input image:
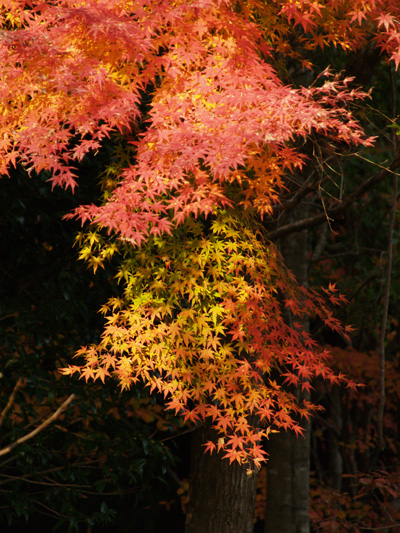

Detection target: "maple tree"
[2, 1, 400, 530]
[1, 0, 400, 467]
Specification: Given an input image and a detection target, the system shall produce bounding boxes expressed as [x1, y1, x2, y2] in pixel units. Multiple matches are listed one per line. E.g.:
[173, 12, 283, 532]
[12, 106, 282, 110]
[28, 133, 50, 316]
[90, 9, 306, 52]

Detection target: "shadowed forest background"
[1, 1, 400, 532]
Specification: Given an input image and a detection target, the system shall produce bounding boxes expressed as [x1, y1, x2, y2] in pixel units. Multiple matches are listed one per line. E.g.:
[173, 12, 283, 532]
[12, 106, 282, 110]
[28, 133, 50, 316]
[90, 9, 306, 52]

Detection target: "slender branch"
[0, 460, 103, 487]
[32, 499, 67, 520]
[359, 526, 400, 531]
[0, 474, 91, 489]
[268, 155, 400, 241]
[273, 149, 336, 220]
[377, 67, 398, 450]
[0, 378, 24, 430]
[160, 422, 204, 442]
[0, 312, 18, 322]
[0, 472, 142, 496]
[0, 455, 17, 470]
[0, 394, 75, 457]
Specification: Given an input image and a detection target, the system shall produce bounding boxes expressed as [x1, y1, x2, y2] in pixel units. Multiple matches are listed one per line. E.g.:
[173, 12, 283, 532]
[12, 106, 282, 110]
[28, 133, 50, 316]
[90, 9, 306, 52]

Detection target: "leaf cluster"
[65, 208, 355, 465]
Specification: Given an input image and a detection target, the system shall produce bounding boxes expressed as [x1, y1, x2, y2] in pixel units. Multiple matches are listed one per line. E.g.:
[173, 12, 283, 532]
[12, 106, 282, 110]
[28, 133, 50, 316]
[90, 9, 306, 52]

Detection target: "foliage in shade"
[308, 347, 400, 531]
[0, 167, 181, 531]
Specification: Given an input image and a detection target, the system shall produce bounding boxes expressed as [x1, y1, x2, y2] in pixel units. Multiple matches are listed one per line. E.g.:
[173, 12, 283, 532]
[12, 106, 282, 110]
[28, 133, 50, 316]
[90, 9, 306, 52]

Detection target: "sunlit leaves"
[62, 210, 355, 464]
[1, 0, 375, 241]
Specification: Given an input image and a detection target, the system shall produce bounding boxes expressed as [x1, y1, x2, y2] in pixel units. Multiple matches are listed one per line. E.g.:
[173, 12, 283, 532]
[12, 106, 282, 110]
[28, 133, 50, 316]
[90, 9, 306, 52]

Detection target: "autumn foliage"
[67, 208, 358, 465]
[2, 0, 400, 464]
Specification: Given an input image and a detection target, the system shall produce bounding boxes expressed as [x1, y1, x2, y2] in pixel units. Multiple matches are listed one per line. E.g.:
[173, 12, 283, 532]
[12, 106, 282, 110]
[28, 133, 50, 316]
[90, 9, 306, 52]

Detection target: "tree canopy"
[1, 1, 400, 522]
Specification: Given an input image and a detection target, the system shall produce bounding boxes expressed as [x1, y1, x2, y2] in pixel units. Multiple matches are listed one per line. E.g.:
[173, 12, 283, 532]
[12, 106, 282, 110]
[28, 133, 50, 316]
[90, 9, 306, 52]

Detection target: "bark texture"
[265, 214, 310, 533]
[186, 423, 258, 533]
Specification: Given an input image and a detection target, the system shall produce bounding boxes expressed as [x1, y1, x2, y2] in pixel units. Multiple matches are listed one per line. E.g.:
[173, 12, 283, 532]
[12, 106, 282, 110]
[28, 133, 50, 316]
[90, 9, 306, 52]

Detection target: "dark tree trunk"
[265, 215, 310, 533]
[186, 423, 258, 533]
[327, 386, 343, 490]
[264, 429, 293, 532]
[265, 427, 310, 533]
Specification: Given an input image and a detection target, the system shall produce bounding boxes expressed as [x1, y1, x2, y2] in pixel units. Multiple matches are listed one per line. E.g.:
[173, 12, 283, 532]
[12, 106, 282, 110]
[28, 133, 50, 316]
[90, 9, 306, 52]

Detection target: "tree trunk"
[186, 422, 258, 533]
[265, 427, 310, 533]
[265, 216, 310, 533]
[327, 386, 343, 490]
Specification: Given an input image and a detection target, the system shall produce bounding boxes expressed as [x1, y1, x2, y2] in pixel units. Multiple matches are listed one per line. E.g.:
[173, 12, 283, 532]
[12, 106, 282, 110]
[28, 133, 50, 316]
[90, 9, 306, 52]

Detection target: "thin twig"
[0, 460, 103, 486]
[160, 422, 204, 442]
[359, 526, 400, 531]
[0, 394, 75, 457]
[0, 378, 25, 429]
[268, 155, 400, 241]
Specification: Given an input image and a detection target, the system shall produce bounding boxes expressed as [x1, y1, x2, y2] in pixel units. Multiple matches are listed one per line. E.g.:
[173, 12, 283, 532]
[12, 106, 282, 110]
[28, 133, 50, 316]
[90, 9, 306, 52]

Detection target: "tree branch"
[268, 155, 400, 241]
[0, 378, 24, 430]
[0, 394, 75, 457]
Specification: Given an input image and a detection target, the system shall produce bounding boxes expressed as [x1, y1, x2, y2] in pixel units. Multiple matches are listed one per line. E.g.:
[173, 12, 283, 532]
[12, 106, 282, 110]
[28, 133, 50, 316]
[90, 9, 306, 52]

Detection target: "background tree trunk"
[265, 215, 310, 533]
[263, 42, 384, 533]
[327, 386, 343, 490]
[186, 422, 258, 533]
